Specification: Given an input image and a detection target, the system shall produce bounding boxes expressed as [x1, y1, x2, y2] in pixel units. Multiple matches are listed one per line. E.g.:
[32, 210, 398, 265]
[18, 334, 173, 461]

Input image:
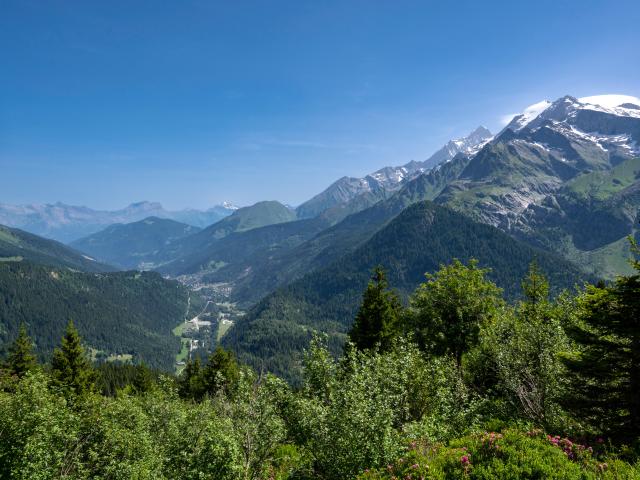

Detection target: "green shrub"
[357, 429, 640, 479]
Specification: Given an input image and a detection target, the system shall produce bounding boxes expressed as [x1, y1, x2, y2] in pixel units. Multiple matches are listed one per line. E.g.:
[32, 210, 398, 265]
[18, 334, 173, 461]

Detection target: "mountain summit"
[295, 126, 492, 219]
[504, 94, 640, 132]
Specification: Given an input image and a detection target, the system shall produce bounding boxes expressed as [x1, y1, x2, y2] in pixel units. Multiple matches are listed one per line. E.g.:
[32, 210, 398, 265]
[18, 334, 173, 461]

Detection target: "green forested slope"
[225, 160, 472, 305]
[0, 224, 113, 272]
[154, 200, 298, 273]
[159, 217, 329, 277]
[223, 201, 589, 381]
[70, 216, 201, 270]
[0, 261, 193, 369]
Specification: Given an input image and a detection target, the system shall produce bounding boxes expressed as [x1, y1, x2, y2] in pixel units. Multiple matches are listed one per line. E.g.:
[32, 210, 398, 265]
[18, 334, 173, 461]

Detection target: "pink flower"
[460, 455, 470, 466]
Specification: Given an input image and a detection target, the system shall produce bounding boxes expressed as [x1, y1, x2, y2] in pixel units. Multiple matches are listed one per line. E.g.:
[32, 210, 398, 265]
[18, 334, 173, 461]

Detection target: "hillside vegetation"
[1, 250, 638, 479]
[0, 224, 112, 272]
[223, 201, 590, 382]
[71, 216, 201, 270]
[0, 261, 196, 369]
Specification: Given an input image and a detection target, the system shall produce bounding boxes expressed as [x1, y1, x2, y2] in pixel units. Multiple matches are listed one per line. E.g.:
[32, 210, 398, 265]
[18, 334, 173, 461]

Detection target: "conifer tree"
[348, 266, 403, 352]
[131, 363, 155, 394]
[520, 261, 550, 316]
[178, 356, 204, 399]
[51, 320, 96, 397]
[202, 346, 240, 397]
[6, 324, 37, 378]
[563, 239, 640, 441]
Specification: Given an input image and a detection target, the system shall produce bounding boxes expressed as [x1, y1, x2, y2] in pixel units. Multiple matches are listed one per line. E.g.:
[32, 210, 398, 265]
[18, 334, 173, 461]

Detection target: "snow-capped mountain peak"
[506, 94, 640, 133]
[578, 94, 640, 109]
[505, 100, 552, 131]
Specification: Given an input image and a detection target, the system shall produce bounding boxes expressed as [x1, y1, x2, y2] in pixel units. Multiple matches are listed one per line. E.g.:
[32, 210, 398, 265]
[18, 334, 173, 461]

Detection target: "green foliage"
[0, 372, 242, 479]
[349, 267, 403, 352]
[178, 346, 241, 400]
[282, 337, 480, 479]
[0, 261, 192, 369]
[563, 243, 640, 441]
[1, 257, 639, 479]
[0, 224, 112, 273]
[202, 346, 241, 397]
[470, 263, 576, 429]
[5, 324, 37, 379]
[51, 321, 97, 398]
[224, 201, 587, 383]
[70, 216, 201, 270]
[0, 371, 86, 479]
[407, 259, 504, 364]
[96, 362, 159, 396]
[358, 429, 640, 479]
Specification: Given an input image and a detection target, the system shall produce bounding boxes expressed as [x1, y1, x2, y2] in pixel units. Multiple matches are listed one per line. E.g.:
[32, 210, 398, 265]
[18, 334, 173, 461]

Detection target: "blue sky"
[1, 0, 639, 209]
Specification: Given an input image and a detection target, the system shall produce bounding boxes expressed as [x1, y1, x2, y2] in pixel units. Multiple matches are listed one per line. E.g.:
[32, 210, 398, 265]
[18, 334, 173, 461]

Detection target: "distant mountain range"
[295, 126, 493, 219]
[73, 93, 638, 295]
[2, 92, 638, 379]
[68, 200, 298, 271]
[436, 94, 640, 277]
[0, 201, 237, 243]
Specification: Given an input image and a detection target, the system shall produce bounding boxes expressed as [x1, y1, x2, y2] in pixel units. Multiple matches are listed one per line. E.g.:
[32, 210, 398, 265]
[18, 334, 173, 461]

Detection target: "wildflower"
[411, 464, 419, 469]
[460, 455, 470, 466]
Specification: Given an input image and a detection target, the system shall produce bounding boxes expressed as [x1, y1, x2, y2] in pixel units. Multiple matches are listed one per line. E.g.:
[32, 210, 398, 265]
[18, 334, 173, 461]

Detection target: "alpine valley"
[1, 94, 639, 376]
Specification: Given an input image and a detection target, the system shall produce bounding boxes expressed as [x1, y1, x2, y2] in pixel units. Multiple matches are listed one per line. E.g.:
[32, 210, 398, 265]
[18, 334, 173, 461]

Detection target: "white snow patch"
[577, 95, 640, 119]
[508, 100, 552, 130]
[578, 94, 640, 109]
[523, 100, 552, 121]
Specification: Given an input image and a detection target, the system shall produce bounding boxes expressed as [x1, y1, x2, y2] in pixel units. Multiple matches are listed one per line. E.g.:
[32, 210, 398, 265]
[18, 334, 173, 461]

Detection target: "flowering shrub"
[357, 429, 640, 479]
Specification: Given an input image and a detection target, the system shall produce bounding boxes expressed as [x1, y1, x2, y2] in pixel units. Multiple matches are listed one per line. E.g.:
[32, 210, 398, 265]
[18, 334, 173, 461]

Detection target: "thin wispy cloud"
[500, 114, 517, 126]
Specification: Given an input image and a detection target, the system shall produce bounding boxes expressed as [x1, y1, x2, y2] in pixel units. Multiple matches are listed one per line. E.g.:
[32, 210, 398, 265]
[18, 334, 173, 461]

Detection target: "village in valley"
[173, 274, 244, 371]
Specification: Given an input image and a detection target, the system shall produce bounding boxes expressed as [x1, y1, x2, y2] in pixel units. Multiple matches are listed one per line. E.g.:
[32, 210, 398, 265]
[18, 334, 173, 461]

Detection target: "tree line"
[0, 241, 639, 479]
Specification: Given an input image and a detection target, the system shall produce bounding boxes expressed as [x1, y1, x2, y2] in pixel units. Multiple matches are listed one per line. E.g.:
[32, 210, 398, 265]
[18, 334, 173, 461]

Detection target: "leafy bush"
[357, 429, 640, 479]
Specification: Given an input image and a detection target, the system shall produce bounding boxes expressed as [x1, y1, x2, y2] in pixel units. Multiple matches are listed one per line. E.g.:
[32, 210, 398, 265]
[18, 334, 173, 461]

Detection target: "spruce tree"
[202, 346, 240, 397]
[178, 356, 204, 399]
[521, 261, 550, 316]
[131, 363, 155, 394]
[348, 266, 403, 352]
[6, 324, 37, 378]
[563, 238, 640, 441]
[51, 320, 96, 397]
